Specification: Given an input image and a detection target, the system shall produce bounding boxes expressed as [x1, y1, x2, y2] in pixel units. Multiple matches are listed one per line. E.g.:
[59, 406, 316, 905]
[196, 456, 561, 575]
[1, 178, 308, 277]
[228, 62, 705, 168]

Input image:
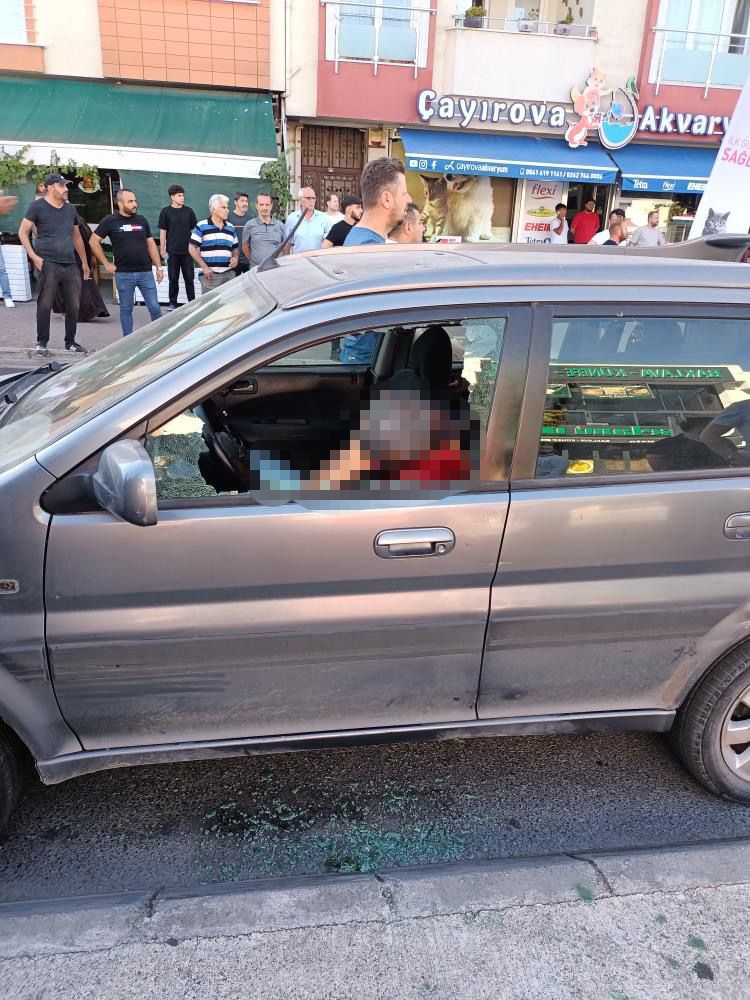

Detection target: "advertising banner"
[689, 75, 750, 239]
[516, 180, 568, 244]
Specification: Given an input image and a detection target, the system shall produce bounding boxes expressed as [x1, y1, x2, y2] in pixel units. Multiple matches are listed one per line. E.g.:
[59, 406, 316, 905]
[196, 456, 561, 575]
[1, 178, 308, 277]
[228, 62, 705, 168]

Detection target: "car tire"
[672, 645, 750, 803]
[0, 724, 23, 832]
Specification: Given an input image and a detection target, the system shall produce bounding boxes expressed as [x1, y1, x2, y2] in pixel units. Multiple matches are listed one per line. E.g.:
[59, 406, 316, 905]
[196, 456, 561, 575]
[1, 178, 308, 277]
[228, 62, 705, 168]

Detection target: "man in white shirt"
[630, 210, 666, 248]
[590, 208, 626, 245]
[549, 203, 568, 244]
[284, 188, 332, 253]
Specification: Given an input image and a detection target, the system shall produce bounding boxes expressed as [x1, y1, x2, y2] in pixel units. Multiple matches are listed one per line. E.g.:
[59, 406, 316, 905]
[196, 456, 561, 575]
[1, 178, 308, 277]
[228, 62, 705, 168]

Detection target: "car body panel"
[46, 494, 509, 748]
[0, 457, 80, 760]
[0, 243, 749, 784]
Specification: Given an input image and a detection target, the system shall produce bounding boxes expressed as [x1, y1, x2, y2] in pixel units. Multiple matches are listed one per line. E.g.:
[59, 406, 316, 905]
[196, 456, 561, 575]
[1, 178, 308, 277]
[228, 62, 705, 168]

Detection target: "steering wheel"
[194, 399, 249, 489]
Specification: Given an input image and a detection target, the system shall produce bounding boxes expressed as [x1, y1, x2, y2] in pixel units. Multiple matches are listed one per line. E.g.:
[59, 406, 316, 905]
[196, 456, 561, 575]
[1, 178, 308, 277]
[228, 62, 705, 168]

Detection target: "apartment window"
[0, 0, 28, 44]
[324, 0, 431, 71]
[652, 0, 750, 90]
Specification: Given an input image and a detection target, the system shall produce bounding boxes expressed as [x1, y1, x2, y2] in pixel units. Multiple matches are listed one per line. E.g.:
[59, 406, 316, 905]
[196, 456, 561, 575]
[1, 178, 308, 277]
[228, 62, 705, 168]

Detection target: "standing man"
[90, 189, 163, 336]
[284, 188, 332, 253]
[590, 208, 626, 245]
[388, 203, 425, 244]
[189, 194, 239, 293]
[344, 157, 410, 246]
[0, 191, 18, 307]
[549, 203, 568, 245]
[158, 184, 197, 310]
[630, 210, 666, 247]
[601, 221, 626, 246]
[19, 172, 90, 356]
[323, 195, 363, 247]
[569, 198, 600, 245]
[228, 191, 251, 275]
[241, 192, 285, 268]
[325, 193, 344, 224]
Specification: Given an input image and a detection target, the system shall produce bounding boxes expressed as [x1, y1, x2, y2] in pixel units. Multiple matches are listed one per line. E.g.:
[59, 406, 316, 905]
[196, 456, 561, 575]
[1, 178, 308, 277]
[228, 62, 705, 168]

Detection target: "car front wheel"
[672, 645, 750, 803]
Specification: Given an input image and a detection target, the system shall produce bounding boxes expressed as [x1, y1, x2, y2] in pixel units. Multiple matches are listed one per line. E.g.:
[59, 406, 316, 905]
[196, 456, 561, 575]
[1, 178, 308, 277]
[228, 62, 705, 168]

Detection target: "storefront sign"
[549, 365, 730, 381]
[542, 425, 672, 438]
[417, 76, 729, 151]
[639, 106, 729, 138]
[690, 72, 750, 238]
[517, 180, 567, 244]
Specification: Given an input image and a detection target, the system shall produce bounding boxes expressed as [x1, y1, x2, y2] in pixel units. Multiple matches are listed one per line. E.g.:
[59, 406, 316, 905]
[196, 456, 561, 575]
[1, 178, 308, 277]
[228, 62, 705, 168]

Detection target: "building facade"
[0, 0, 277, 230]
[282, 0, 750, 242]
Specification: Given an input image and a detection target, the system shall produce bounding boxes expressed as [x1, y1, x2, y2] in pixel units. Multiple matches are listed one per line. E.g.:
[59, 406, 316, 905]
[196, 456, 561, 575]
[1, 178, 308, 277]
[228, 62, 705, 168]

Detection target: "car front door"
[479, 303, 750, 724]
[44, 305, 528, 750]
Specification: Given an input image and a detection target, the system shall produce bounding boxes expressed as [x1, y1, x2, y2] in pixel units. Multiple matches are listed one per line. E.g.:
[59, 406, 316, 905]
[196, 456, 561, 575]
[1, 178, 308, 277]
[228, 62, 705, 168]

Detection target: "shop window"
[0, 0, 27, 44]
[534, 315, 750, 479]
[324, 0, 430, 68]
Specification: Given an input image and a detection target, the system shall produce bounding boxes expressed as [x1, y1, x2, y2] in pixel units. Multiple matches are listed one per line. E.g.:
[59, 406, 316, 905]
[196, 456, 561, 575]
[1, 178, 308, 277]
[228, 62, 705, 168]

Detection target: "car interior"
[145, 318, 504, 501]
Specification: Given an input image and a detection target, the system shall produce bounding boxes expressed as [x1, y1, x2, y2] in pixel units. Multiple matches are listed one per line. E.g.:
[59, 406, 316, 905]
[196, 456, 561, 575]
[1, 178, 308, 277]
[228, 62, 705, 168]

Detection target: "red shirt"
[570, 210, 600, 245]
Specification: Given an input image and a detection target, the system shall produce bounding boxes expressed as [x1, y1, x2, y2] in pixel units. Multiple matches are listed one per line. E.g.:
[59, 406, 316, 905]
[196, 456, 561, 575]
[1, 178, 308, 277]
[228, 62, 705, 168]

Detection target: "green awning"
[0, 74, 277, 157]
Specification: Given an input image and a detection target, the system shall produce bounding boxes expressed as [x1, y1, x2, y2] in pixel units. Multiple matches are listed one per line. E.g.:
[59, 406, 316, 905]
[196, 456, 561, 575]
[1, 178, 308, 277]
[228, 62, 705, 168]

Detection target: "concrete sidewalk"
[0, 294, 151, 365]
[1, 839, 748, 998]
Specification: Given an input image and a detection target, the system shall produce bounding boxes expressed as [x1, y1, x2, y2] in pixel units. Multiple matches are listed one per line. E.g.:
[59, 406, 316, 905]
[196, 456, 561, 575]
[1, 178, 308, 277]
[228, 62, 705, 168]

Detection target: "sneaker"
[35, 344, 50, 357]
[167, 303, 178, 311]
[65, 341, 88, 354]
[3, 298, 14, 308]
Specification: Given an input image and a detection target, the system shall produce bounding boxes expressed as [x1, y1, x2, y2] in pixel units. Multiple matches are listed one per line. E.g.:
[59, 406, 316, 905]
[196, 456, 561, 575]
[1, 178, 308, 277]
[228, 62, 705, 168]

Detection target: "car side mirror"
[92, 440, 157, 527]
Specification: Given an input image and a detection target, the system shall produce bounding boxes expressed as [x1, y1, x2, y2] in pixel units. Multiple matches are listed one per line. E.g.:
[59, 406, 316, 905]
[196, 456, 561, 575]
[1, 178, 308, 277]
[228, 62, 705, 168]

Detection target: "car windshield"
[0, 276, 275, 475]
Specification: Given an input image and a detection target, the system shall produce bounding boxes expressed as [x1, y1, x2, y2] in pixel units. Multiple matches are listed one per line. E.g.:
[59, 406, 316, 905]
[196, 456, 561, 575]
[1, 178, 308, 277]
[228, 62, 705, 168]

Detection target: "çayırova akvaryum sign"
[417, 70, 730, 151]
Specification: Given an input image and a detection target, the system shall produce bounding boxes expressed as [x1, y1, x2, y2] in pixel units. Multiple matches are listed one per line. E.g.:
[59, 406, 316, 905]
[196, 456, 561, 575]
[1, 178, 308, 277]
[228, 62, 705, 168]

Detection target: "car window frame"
[142, 302, 533, 511]
[512, 301, 750, 487]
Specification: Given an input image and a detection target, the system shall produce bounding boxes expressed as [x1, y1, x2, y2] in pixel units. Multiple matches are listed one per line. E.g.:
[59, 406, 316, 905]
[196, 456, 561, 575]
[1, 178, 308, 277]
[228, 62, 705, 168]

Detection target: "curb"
[1, 839, 749, 960]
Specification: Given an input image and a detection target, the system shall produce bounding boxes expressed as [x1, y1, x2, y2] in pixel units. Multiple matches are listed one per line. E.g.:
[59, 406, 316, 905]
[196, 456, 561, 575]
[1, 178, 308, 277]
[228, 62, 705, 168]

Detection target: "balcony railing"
[322, 0, 434, 78]
[453, 15, 597, 39]
[652, 26, 750, 96]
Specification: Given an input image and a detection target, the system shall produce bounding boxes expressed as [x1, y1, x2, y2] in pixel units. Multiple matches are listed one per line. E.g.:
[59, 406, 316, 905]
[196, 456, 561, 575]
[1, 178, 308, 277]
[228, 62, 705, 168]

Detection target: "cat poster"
[400, 164, 515, 242]
[689, 73, 750, 239]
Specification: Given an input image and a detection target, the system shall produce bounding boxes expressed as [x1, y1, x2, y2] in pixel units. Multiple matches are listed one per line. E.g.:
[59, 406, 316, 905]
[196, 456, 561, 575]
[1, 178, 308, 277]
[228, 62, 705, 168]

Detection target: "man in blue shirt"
[344, 157, 411, 247]
[284, 188, 331, 253]
[339, 158, 411, 362]
[189, 194, 239, 294]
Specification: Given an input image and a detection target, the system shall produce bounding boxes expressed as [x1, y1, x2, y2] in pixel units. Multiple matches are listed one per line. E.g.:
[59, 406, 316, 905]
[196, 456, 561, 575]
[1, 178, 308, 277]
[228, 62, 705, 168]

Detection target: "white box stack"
[1, 245, 31, 301]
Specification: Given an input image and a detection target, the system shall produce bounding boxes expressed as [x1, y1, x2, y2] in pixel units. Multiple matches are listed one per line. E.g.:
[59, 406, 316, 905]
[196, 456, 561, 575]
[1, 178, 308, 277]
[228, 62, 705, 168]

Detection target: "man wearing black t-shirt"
[322, 195, 363, 248]
[158, 184, 198, 309]
[90, 189, 163, 336]
[18, 172, 91, 356]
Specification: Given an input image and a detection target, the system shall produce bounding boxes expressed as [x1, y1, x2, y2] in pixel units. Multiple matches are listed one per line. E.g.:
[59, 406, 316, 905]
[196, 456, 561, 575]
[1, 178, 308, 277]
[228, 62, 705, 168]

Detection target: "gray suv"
[2, 239, 750, 833]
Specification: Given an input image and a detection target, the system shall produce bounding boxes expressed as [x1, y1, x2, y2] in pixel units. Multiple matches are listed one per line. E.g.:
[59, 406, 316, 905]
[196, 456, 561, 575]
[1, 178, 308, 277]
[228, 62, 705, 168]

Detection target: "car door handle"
[725, 513, 750, 540]
[229, 378, 258, 394]
[374, 527, 455, 558]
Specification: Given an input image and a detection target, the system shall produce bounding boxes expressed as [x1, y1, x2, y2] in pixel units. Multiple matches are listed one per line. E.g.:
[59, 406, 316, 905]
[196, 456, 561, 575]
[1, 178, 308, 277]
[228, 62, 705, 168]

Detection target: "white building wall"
[35, 0, 104, 79]
[432, 0, 649, 104]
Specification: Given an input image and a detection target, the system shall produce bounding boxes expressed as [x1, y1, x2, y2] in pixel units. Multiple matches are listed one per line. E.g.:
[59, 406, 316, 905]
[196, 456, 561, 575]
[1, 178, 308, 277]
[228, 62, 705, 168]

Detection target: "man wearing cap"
[18, 173, 90, 356]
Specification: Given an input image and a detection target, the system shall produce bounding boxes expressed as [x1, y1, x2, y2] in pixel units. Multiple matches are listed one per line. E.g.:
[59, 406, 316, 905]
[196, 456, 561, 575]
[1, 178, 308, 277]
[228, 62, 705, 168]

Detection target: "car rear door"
[480, 301, 750, 723]
[44, 302, 529, 750]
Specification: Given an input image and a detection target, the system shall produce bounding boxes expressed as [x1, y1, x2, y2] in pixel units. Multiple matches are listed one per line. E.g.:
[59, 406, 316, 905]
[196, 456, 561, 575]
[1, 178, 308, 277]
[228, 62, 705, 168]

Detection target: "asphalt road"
[2, 732, 750, 903]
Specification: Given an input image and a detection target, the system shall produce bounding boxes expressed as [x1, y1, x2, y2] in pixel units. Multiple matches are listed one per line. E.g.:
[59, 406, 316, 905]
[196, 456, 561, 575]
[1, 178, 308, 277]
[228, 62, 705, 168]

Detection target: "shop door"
[301, 125, 366, 202]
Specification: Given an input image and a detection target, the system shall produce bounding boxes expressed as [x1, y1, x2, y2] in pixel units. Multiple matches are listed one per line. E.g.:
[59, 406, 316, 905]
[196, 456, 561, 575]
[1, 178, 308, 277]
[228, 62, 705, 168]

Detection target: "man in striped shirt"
[189, 194, 239, 294]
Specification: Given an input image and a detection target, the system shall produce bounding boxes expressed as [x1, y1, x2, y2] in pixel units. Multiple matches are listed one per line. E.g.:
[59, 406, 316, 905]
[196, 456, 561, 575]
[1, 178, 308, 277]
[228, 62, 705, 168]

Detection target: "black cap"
[44, 172, 72, 187]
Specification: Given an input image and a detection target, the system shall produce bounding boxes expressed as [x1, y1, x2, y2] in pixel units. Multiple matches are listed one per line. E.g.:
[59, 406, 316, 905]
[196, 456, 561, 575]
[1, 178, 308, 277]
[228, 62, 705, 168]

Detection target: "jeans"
[166, 252, 195, 306]
[115, 270, 162, 336]
[0, 246, 11, 300]
[36, 260, 81, 346]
